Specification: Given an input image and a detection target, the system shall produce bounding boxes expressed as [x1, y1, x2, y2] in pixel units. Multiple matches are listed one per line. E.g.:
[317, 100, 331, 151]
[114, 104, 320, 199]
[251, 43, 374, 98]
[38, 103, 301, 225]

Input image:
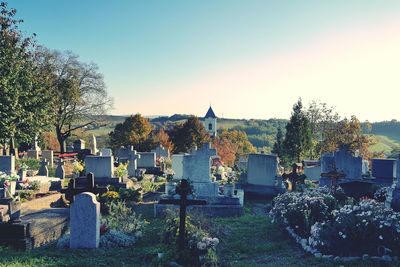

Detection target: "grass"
[369, 134, 400, 156]
[0, 201, 398, 267]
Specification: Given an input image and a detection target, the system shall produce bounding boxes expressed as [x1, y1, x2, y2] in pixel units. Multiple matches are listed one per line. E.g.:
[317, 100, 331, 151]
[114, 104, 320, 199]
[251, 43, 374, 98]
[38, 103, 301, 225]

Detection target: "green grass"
[369, 134, 400, 156]
[1, 202, 398, 266]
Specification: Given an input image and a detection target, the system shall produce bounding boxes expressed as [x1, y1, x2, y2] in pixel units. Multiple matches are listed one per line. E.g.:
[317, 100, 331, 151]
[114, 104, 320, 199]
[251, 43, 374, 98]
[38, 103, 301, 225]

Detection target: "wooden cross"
[158, 179, 207, 250]
[62, 172, 108, 203]
[321, 168, 346, 192]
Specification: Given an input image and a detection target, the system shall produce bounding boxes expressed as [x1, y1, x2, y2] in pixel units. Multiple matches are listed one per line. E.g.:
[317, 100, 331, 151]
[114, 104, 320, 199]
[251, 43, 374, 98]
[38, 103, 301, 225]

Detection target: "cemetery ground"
[0, 198, 391, 267]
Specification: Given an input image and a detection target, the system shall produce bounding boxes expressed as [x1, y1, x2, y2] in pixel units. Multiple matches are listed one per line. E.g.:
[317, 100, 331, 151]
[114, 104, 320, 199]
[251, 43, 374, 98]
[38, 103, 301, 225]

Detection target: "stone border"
[285, 226, 396, 263]
[21, 192, 62, 214]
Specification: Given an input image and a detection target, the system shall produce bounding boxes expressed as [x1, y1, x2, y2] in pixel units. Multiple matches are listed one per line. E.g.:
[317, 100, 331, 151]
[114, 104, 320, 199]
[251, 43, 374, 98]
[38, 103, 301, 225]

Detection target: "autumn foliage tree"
[109, 114, 154, 151]
[153, 128, 174, 152]
[218, 129, 256, 160]
[213, 137, 236, 166]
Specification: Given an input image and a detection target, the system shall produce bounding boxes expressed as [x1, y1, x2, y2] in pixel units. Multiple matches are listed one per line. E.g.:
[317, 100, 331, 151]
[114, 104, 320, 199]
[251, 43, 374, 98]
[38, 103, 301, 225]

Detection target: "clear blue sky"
[11, 0, 400, 121]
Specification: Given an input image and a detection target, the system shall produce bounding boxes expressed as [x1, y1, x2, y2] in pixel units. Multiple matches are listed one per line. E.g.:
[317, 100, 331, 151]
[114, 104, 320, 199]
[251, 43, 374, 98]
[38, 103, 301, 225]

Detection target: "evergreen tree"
[272, 127, 284, 157]
[282, 99, 312, 163]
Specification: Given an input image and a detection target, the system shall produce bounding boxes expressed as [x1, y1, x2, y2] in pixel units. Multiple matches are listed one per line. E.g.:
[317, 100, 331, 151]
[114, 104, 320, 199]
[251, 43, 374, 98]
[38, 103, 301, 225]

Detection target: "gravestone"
[70, 192, 100, 249]
[27, 135, 41, 159]
[320, 153, 335, 186]
[91, 135, 98, 155]
[137, 152, 156, 168]
[55, 159, 65, 179]
[151, 145, 170, 159]
[62, 173, 108, 203]
[0, 156, 15, 175]
[182, 143, 218, 197]
[100, 148, 112, 157]
[302, 160, 320, 181]
[85, 156, 114, 179]
[38, 159, 49, 177]
[334, 147, 362, 179]
[247, 154, 278, 186]
[372, 158, 396, 185]
[42, 150, 54, 168]
[73, 139, 85, 151]
[128, 150, 140, 177]
[172, 154, 185, 179]
[115, 146, 133, 164]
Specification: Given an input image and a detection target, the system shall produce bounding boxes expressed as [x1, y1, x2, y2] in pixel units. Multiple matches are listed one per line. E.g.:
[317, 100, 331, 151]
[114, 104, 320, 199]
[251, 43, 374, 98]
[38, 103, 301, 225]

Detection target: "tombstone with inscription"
[42, 150, 54, 168]
[372, 158, 396, 186]
[70, 192, 100, 249]
[0, 156, 15, 175]
[128, 150, 140, 177]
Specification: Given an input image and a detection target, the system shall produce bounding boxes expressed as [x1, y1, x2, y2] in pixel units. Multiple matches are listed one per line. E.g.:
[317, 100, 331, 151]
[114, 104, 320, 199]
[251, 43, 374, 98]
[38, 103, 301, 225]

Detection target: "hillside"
[85, 115, 399, 156]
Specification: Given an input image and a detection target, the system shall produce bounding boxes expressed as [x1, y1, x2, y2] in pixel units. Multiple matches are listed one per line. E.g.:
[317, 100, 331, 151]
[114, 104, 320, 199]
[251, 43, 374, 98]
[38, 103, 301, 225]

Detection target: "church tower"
[203, 106, 217, 138]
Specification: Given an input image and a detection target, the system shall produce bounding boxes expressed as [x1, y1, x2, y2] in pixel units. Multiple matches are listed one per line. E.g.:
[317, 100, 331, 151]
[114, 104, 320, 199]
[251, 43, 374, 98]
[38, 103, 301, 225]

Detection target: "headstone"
[70, 192, 100, 249]
[302, 160, 320, 181]
[372, 158, 396, 185]
[128, 150, 140, 177]
[172, 154, 185, 179]
[334, 147, 362, 179]
[247, 154, 278, 186]
[27, 150, 39, 160]
[362, 160, 369, 175]
[85, 156, 114, 179]
[0, 156, 15, 175]
[55, 158, 65, 179]
[182, 143, 218, 197]
[137, 152, 156, 168]
[42, 150, 54, 168]
[38, 159, 49, 177]
[73, 139, 85, 151]
[151, 145, 170, 159]
[100, 148, 112, 157]
[115, 146, 132, 163]
[91, 135, 98, 155]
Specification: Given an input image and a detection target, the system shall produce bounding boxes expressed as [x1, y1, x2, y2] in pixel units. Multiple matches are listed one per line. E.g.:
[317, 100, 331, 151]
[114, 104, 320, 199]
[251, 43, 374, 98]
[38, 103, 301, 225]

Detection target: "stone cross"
[128, 150, 140, 177]
[62, 173, 108, 203]
[321, 167, 346, 193]
[158, 179, 207, 251]
[55, 158, 65, 179]
[70, 192, 100, 249]
[38, 159, 49, 176]
[282, 164, 306, 192]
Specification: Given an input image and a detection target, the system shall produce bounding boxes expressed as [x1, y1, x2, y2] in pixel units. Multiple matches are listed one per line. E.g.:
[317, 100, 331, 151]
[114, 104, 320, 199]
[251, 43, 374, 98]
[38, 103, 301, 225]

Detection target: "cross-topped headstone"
[321, 165, 346, 193]
[159, 179, 207, 251]
[62, 172, 108, 203]
[55, 158, 65, 179]
[38, 158, 49, 176]
[128, 149, 140, 177]
[282, 163, 306, 192]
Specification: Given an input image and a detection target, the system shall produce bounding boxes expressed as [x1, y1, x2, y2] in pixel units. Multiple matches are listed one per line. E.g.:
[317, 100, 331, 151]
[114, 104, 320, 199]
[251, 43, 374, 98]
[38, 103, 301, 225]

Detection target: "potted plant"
[223, 171, 237, 197]
[165, 171, 176, 195]
[18, 162, 29, 180]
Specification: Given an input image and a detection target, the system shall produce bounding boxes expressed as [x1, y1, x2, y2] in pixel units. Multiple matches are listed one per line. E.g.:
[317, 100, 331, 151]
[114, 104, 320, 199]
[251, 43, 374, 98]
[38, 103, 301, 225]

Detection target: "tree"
[272, 127, 284, 157]
[283, 99, 313, 163]
[153, 128, 174, 152]
[320, 116, 373, 159]
[169, 116, 210, 153]
[219, 129, 257, 159]
[213, 137, 236, 166]
[0, 2, 53, 146]
[109, 114, 154, 151]
[35, 47, 113, 152]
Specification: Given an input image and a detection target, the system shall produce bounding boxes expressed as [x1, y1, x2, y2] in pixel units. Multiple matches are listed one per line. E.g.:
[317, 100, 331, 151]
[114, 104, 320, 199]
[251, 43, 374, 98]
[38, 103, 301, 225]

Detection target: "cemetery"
[2, 1, 400, 266]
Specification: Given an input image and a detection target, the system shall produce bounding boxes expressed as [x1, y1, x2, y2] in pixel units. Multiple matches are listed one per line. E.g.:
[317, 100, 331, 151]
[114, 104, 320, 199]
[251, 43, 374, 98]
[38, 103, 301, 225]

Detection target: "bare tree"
[36, 48, 113, 152]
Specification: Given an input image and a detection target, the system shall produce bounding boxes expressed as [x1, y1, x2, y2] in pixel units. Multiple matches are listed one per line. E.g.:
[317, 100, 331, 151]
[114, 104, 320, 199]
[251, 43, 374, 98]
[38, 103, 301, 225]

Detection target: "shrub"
[19, 190, 35, 202]
[270, 188, 338, 237]
[101, 201, 146, 236]
[100, 191, 120, 203]
[309, 200, 400, 256]
[141, 178, 160, 194]
[118, 188, 142, 203]
[28, 180, 41, 191]
[72, 161, 84, 174]
[16, 159, 40, 171]
[115, 163, 128, 179]
[373, 187, 389, 203]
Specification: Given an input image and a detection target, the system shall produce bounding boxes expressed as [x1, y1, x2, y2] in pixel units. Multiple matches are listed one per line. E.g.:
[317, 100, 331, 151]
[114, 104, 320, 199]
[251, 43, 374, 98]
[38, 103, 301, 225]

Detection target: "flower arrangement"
[72, 160, 84, 174]
[118, 187, 142, 203]
[18, 163, 29, 171]
[373, 187, 389, 203]
[115, 163, 128, 179]
[100, 191, 120, 203]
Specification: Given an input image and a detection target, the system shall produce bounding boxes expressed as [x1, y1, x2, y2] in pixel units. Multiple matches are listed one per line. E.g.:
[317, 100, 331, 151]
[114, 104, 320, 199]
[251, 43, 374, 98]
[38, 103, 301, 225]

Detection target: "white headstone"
[247, 154, 278, 186]
[100, 148, 112, 157]
[137, 152, 156, 168]
[42, 150, 54, 167]
[70, 192, 100, 249]
[128, 150, 140, 177]
[172, 154, 185, 179]
[85, 156, 114, 178]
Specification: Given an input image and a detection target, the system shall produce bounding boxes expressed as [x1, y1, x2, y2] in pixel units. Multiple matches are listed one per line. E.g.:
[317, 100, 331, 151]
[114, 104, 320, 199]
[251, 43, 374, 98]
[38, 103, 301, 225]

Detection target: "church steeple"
[204, 106, 217, 119]
[203, 106, 217, 138]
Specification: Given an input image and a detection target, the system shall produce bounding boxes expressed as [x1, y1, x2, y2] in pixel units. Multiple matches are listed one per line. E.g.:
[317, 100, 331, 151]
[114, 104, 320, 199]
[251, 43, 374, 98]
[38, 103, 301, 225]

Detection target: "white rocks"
[70, 192, 100, 249]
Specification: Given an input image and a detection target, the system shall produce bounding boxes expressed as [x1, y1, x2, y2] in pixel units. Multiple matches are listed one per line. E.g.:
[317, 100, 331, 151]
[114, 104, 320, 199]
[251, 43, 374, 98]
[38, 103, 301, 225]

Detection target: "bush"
[118, 188, 142, 203]
[374, 187, 389, 203]
[29, 180, 41, 191]
[141, 178, 160, 194]
[101, 201, 146, 236]
[270, 188, 340, 237]
[115, 163, 128, 179]
[309, 200, 400, 257]
[16, 158, 40, 171]
[18, 190, 35, 202]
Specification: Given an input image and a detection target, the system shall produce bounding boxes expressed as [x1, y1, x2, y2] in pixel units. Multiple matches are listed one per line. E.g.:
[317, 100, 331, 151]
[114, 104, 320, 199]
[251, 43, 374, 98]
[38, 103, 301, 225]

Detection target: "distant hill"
[86, 115, 399, 155]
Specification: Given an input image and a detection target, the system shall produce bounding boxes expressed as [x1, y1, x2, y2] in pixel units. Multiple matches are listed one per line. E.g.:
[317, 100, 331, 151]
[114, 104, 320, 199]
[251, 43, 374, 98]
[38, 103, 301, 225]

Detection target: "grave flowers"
[0, 171, 19, 198]
[223, 170, 238, 197]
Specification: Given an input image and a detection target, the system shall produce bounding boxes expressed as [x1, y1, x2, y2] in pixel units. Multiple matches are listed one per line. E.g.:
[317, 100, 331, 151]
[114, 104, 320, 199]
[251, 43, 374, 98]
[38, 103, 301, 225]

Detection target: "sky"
[10, 0, 400, 121]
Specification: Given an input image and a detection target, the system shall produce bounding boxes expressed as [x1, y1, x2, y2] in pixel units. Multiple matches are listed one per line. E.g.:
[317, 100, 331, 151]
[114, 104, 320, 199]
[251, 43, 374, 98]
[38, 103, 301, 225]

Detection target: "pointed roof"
[205, 106, 217, 118]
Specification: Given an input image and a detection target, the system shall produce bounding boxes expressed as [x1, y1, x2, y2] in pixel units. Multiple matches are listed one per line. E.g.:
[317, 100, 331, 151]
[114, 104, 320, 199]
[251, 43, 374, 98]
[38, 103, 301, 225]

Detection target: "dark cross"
[321, 168, 346, 193]
[61, 172, 108, 203]
[159, 179, 207, 250]
[282, 163, 307, 192]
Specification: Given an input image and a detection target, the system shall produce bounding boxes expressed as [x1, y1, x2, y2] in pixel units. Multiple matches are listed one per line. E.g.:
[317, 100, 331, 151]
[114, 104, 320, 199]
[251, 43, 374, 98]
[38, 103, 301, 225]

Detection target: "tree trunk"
[56, 127, 68, 153]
